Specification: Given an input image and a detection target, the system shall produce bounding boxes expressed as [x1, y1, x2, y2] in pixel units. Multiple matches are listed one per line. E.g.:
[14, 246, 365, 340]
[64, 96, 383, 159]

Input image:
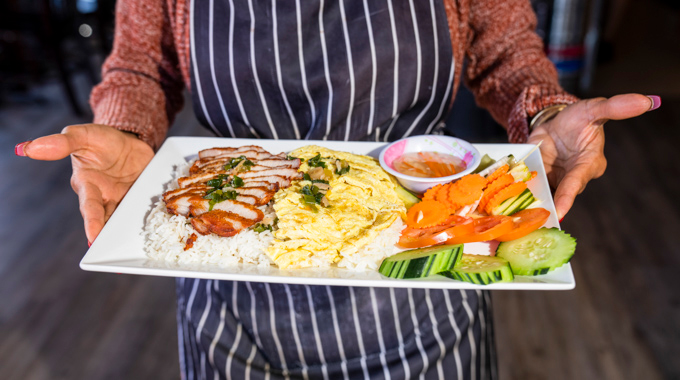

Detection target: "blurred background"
[1, 0, 679, 379]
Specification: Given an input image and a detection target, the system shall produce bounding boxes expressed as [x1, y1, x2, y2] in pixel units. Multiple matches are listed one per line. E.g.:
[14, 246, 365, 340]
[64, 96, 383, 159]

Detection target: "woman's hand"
[16, 124, 154, 243]
[528, 94, 659, 220]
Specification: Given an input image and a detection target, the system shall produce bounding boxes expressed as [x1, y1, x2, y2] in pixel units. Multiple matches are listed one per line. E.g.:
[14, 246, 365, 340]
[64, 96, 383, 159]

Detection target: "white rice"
[144, 161, 403, 271]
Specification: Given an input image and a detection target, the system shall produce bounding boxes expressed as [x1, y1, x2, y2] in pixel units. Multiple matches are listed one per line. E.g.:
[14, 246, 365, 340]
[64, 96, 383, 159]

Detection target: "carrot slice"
[435, 183, 451, 204]
[447, 174, 486, 210]
[483, 182, 527, 214]
[405, 200, 452, 228]
[485, 164, 510, 186]
[422, 184, 443, 201]
[479, 173, 514, 212]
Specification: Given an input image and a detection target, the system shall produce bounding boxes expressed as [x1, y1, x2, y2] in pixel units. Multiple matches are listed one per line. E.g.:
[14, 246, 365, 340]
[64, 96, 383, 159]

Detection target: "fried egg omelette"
[267, 146, 406, 269]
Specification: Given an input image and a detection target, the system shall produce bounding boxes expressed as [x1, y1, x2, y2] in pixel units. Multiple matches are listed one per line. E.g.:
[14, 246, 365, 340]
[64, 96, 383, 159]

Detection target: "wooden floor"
[2, 80, 679, 379]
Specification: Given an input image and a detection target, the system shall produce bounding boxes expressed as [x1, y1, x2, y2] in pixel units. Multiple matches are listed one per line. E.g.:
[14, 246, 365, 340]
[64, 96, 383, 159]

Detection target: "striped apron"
[183, 0, 497, 379]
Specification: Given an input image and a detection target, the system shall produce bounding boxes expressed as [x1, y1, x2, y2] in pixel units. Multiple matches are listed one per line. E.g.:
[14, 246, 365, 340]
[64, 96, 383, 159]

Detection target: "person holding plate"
[16, 0, 659, 378]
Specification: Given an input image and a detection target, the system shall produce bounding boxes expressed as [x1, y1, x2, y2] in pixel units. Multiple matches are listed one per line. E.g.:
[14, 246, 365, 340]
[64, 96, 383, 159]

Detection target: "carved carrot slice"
[485, 164, 510, 186]
[479, 173, 514, 212]
[483, 182, 528, 215]
[447, 174, 486, 210]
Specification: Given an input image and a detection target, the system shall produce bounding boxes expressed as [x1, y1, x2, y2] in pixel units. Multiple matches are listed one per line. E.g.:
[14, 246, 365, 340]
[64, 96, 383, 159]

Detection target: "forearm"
[89, 0, 184, 150]
[463, 0, 578, 142]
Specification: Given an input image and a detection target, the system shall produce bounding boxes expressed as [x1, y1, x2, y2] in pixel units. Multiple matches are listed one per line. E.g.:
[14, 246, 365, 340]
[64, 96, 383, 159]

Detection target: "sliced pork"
[191, 210, 259, 237]
[163, 145, 300, 237]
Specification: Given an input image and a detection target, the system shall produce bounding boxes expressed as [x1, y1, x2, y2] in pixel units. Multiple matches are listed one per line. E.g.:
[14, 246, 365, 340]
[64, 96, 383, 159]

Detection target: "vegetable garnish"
[302, 172, 329, 184]
[405, 200, 451, 228]
[398, 215, 473, 248]
[229, 175, 244, 188]
[485, 164, 510, 185]
[203, 189, 239, 211]
[443, 216, 513, 244]
[495, 208, 550, 242]
[483, 181, 527, 215]
[223, 155, 254, 171]
[307, 153, 326, 168]
[479, 173, 514, 211]
[446, 174, 486, 210]
[252, 223, 273, 233]
[334, 159, 350, 175]
[299, 184, 328, 208]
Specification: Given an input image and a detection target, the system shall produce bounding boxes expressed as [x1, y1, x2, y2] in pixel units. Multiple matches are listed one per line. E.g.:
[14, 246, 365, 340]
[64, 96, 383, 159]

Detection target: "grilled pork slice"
[188, 198, 264, 221]
[190, 158, 301, 175]
[193, 150, 285, 168]
[237, 167, 302, 180]
[162, 185, 209, 203]
[191, 210, 259, 237]
[198, 145, 270, 159]
[242, 175, 293, 188]
[177, 172, 224, 188]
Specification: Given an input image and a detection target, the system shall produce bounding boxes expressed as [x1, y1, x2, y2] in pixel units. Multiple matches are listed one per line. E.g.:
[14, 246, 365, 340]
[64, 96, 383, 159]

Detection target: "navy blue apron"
[182, 0, 497, 379]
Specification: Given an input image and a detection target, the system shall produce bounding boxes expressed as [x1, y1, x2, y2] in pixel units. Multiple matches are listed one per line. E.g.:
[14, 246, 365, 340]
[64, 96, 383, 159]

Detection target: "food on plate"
[392, 151, 467, 178]
[145, 145, 406, 271]
[440, 254, 514, 284]
[268, 146, 406, 269]
[378, 244, 462, 279]
[144, 143, 575, 284]
[496, 227, 576, 275]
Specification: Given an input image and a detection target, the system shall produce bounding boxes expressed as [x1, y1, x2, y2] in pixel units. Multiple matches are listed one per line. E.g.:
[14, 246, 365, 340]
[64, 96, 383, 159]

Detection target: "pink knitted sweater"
[90, 0, 578, 150]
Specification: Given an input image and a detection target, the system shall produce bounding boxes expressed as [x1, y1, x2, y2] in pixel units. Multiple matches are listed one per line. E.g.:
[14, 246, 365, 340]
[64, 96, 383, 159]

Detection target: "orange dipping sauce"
[392, 151, 467, 178]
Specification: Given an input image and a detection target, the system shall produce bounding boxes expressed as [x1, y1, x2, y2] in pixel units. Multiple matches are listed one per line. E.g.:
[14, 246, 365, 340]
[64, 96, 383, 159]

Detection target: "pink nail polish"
[88, 241, 92, 247]
[647, 95, 661, 111]
[559, 217, 565, 223]
[14, 141, 29, 156]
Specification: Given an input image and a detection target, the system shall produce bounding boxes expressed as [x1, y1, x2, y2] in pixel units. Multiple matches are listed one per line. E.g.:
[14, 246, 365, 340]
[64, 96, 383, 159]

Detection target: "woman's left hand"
[528, 94, 659, 220]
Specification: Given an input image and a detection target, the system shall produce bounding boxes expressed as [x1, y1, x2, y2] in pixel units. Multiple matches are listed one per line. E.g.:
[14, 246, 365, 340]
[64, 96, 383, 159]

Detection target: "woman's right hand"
[16, 124, 154, 244]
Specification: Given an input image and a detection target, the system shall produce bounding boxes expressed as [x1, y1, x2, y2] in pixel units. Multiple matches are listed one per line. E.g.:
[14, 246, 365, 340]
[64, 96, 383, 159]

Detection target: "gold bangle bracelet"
[529, 104, 568, 131]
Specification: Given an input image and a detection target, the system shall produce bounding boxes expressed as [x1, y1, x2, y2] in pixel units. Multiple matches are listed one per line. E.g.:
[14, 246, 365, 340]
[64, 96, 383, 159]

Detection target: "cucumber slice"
[441, 254, 514, 285]
[395, 186, 421, 209]
[508, 163, 532, 182]
[473, 154, 496, 174]
[496, 228, 576, 276]
[491, 188, 536, 216]
[379, 244, 463, 279]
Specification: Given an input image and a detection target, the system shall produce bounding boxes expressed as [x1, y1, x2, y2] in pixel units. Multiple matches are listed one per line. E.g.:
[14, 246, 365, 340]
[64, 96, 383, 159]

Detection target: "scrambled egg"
[267, 146, 406, 269]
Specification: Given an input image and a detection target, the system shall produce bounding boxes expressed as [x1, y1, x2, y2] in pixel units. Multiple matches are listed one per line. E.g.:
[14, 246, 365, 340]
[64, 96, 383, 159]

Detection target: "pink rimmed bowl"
[379, 135, 481, 194]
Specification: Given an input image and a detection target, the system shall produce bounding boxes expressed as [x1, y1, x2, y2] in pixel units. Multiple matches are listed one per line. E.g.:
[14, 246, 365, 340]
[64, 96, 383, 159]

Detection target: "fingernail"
[14, 141, 30, 156]
[88, 241, 92, 247]
[559, 217, 565, 223]
[647, 95, 661, 111]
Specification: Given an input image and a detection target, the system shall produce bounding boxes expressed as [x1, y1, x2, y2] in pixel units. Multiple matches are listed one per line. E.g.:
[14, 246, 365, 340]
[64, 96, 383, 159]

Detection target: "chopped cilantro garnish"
[302, 173, 329, 184]
[229, 175, 244, 188]
[223, 156, 254, 171]
[252, 224, 273, 233]
[335, 165, 350, 176]
[300, 184, 325, 205]
[203, 189, 238, 211]
[307, 153, 326, 168]
[206, 178, 222, 188]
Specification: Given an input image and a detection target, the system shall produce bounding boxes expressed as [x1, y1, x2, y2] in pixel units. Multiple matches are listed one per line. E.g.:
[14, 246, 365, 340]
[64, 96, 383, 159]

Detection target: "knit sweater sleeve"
[463, 0, 578, 143]
[89, 0, 185, 151]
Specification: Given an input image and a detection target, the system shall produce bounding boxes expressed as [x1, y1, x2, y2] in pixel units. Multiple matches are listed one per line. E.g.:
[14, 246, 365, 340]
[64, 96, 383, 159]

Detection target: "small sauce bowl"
[379, 135, 481, 194]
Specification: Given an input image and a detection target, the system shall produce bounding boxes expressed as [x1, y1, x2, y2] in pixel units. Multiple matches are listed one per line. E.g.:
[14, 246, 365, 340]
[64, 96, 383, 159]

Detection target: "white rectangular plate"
[81, 137, 575, 290]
